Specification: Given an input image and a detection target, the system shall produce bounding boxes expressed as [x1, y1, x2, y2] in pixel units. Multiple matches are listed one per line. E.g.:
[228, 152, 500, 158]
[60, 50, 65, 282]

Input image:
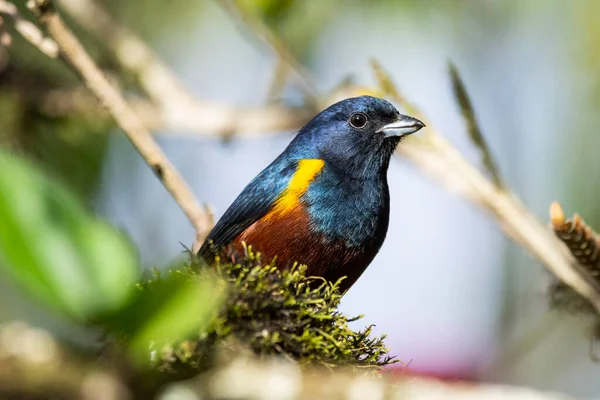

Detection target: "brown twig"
[370, 61, 600, 314]
[129, 99, 313, 138]
[22, 0, 212, 250]
[216, 0, 319, 105]
[400, 133, 600, 314]
[0, 0, 57, 57]
[0, 0, 312, 137]
[56, 0, 199, 109]
[370, 59, 419, 117]
[57, 0, 320, 134]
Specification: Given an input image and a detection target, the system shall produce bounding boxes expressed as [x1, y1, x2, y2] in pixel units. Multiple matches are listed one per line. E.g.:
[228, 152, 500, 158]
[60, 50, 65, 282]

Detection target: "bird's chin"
[385, 135, 402, 146]
[378, 136, 402, 163]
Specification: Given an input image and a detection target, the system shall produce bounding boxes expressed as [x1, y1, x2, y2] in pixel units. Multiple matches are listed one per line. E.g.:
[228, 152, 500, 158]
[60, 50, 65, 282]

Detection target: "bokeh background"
[2, 0, 600, 397]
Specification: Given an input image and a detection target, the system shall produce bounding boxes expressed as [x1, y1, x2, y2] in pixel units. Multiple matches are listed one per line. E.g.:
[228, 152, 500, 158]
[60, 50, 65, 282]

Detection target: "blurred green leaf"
[111, 271, 225, 364]
[0, 150, 139, 320]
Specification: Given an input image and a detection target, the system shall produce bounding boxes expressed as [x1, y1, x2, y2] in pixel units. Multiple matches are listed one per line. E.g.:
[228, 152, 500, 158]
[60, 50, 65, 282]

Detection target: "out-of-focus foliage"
[0, 150, 225, 365]
[0, 150, 138, 319]
[111, 269, 226, 364]
[1, 36, 111, 202]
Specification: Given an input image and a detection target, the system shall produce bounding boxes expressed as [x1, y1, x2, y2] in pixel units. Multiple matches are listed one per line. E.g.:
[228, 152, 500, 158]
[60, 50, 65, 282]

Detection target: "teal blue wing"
[198, 159, 296, 261]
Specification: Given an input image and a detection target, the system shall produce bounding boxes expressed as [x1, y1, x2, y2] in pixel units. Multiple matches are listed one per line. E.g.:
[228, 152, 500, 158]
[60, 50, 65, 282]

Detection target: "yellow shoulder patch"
[266, 159, 325, 219]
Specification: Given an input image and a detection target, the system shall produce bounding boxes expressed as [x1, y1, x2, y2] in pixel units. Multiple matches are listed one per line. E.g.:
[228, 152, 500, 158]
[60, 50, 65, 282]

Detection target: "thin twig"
[401, 131, 600, 314]
[59, 0, 319, 125]
[0, 0, 311, 137]
[0, 0, 58, 57]
[266, 59, 290, 101]
[216, 0, 319, 105]
[37, 89, 313, 136]
[449, 62, 504, 188]
[371, 62, 600, 314]
[130, 99, 313, 137]
[24, 0, 212, 250]
[56, 0, 195, 109]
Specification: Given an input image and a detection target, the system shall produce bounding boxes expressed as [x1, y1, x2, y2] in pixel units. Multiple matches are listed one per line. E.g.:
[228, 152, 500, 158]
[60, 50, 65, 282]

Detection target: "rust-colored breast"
[233, 204, 315, 267]
[232, 203, 375, 292]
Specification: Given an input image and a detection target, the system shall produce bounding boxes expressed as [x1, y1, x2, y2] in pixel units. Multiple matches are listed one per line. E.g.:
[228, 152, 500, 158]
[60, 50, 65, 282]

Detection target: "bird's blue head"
[288, 96, 424, 179]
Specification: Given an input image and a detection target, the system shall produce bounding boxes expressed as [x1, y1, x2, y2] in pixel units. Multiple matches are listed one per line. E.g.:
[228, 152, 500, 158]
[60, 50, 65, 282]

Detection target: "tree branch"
[56, 0, 316, 136]
[371, 61, 600, 314]
[216, 0, 319, 104]
[21, 0, 212, 250]
[0, 0, 311, 138]
[0, 0, 58, 58]
[56, 0, 205, 110]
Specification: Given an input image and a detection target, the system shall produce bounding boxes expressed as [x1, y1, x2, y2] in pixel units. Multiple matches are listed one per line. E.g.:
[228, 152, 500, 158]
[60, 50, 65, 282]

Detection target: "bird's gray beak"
[378, 115, 425, 138]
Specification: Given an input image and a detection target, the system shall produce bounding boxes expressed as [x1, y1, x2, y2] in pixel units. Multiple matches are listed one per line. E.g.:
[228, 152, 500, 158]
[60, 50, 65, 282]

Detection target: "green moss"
[138, 247, 397, 374]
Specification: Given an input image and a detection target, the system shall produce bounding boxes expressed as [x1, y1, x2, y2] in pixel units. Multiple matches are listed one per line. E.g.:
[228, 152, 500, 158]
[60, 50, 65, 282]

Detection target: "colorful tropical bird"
[199, 96, 424, 292]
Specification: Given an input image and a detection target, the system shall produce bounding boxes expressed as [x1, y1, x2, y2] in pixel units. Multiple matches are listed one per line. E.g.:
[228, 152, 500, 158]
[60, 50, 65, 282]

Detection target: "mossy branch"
[143, 250, 396, 373]
[19, 0, 213, 251]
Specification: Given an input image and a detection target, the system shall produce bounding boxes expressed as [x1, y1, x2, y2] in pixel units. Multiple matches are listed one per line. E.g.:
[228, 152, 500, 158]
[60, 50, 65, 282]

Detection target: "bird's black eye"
[349, 112, 368, 129]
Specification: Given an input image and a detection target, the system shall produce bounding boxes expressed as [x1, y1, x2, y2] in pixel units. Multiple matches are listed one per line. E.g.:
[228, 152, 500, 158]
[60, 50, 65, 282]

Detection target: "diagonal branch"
[371, 61, 600, 314]
[4, 0, 312, 137]
[56, 0, 198, 109]
[58, 0, 319, 131]
[0, 0, 57, 58]
[215, 0, 319, 104]
[22, 0, 213, 251]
